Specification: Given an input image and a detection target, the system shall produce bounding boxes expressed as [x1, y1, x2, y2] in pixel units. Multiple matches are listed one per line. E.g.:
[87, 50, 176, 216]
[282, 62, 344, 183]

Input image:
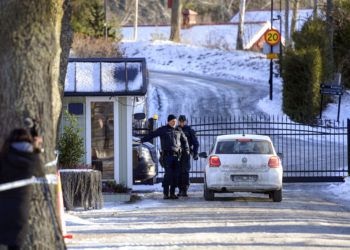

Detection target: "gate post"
[348, 119, 350, 176]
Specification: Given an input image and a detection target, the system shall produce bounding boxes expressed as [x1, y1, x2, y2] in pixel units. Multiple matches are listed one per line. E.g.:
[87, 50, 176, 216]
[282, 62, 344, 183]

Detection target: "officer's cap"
[167, 114, 177, 122]
[178, 115, 187, 122]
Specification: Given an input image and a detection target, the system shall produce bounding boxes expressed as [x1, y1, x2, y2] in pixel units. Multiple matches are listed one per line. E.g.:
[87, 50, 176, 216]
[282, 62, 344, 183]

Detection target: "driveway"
[148, 71, 267, 121]
[66, 183, 350, 249]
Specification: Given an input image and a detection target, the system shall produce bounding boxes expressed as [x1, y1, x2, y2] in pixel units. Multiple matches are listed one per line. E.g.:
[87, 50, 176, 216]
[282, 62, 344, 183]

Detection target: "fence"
[133, 116, 349, 182]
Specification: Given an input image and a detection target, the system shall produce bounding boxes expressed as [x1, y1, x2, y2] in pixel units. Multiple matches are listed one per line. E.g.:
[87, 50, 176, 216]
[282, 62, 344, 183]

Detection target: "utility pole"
[133, 0, 139, 41]
[326, 0, 334, 80]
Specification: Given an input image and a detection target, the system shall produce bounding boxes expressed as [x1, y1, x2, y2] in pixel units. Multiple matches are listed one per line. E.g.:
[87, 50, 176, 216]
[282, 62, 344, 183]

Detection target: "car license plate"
[231, 175, 258, 182]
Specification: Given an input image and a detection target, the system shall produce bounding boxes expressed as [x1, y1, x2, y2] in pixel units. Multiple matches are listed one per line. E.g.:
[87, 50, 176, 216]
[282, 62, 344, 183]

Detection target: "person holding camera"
[0, 128, 45, 249]
[141, 114, 189, 200]
[177, 115, 199, 197]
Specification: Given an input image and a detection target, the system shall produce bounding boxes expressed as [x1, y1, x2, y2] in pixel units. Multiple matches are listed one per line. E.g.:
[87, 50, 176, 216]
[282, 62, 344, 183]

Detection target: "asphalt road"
[66, 183, 350, 249]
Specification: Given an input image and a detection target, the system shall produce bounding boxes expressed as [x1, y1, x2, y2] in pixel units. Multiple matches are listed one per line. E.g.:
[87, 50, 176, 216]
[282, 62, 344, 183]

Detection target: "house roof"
[64, 58, 148, 97]
[183, 9, 198, 15]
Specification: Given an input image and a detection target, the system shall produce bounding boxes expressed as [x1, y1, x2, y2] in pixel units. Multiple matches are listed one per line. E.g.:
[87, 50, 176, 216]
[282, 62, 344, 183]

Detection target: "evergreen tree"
[89, 1, 106, 37]
[58, 111, 85, 168]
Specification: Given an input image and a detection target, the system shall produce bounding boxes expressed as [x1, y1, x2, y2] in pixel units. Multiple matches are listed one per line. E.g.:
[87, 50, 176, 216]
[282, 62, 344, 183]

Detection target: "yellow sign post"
[266, 53, 278, 59]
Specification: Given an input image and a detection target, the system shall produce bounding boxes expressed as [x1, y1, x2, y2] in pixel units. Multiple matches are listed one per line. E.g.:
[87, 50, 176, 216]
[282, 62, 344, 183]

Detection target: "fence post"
[348, 119, 350, 176]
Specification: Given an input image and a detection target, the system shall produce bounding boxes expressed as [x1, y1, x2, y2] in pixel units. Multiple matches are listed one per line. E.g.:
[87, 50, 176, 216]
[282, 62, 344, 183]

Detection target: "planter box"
[103, 192, 131, 202]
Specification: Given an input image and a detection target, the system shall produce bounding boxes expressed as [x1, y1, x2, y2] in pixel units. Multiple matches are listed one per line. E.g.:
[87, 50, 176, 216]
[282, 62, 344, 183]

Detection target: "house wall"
[251, 35, 266, 52]
[117, 96, 133, 188]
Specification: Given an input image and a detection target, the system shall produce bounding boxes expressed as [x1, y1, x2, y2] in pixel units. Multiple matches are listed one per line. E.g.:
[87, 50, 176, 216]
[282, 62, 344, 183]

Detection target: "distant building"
[121, 9, 314, 52]
[230, 9, 315, 50]
[182, 9, 198, 29]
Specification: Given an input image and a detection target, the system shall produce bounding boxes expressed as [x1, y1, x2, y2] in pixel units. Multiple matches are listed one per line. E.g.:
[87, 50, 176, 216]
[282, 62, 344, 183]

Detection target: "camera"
[24, 117, 39, 138]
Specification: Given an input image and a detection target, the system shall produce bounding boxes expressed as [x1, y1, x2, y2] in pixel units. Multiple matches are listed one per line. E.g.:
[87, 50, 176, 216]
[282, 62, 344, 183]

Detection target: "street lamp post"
[269, 0, 274, 100]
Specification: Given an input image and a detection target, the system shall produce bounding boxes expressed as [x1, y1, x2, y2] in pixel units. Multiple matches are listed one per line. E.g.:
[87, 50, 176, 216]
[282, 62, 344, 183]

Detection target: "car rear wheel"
[272, 189, 282, 202]
[204, 184, 215, 201]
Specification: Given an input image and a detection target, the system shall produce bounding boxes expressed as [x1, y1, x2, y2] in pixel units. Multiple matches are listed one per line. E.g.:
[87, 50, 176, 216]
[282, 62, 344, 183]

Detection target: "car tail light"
[268, 156, 280, 168]
[209, 155, 221, 167]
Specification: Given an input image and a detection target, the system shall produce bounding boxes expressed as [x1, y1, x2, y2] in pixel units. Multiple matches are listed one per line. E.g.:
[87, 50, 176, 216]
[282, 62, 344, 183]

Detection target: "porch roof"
[64, 58, 148, 97]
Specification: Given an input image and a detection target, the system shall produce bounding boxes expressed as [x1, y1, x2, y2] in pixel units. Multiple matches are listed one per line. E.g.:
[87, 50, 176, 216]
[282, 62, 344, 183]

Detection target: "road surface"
[66, 183, 350, 249]
[148, 71, 267, 121]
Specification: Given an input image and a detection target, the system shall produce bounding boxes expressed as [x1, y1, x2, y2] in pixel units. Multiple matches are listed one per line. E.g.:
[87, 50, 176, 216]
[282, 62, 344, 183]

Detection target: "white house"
[60, 58, 148, 189]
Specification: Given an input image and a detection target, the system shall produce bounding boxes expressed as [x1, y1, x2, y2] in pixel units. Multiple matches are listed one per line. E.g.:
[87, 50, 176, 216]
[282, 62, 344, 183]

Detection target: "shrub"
[72, 33, 124, 58]
[102, 181, 129, 193]
[282, 48, 322, 123]
[58, 111, 85, 168]
[292, 18, 331, 82]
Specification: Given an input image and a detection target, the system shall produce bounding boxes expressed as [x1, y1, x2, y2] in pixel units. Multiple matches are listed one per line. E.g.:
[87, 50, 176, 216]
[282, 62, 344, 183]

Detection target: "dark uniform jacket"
[179, 125, 199, 155]
[0, 144, 45, 247]
[141, 125, 190, 154]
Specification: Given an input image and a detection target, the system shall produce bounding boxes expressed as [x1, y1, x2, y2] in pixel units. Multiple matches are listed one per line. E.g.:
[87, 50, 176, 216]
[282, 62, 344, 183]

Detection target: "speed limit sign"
[264, 29, 281, 46]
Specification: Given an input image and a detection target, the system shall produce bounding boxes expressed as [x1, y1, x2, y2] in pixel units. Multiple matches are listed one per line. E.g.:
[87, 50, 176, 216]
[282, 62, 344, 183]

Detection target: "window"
[215, 140, 273, 154]
[68, 103, 84, 115]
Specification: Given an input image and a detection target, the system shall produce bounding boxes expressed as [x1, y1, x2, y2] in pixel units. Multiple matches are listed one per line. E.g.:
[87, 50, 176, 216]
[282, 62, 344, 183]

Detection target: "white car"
[200, 134, 283, 202]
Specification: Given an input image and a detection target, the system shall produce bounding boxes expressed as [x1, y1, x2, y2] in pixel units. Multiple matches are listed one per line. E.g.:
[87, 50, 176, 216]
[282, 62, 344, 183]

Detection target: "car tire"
[204, 183, 215, 201]
[142, 176, 156, 185]
[272, 189, 282, 202]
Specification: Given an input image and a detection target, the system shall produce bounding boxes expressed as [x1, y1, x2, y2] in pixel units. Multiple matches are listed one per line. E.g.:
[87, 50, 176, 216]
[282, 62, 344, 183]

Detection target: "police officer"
[177, 115, 199, 197]
[141, 114, 189, 199]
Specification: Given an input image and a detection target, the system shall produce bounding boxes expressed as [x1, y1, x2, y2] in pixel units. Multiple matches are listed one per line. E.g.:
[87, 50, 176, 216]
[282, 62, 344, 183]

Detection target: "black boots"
[177, 186, 188, 197]
[164, 185, 178, 199]
[164, 193, 178, 199]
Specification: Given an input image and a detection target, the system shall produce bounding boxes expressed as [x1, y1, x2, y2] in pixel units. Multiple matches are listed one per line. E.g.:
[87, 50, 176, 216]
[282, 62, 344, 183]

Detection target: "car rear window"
[215, 140, 273, 154]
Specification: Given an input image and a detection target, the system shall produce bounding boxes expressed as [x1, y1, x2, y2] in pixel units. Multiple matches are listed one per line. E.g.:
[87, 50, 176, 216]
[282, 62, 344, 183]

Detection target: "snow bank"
[328, 177, 350, 201]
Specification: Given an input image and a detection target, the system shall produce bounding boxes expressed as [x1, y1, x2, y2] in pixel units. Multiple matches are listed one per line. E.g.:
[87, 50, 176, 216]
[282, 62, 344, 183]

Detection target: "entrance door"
[89, 101, 115, 180]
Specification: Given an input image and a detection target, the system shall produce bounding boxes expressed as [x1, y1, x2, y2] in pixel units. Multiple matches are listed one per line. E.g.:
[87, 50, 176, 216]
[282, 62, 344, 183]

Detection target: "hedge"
[282, 48, 322, 123]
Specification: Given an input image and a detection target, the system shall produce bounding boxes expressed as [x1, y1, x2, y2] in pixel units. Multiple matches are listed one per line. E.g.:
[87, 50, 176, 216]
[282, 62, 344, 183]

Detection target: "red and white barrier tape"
[0, 175, 57, 192]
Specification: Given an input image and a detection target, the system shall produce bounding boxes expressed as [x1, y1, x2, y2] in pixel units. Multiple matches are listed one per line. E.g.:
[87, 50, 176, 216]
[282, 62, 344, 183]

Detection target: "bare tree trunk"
[285, 0, 290, 47]
[0, 1, 67, 248]
[0, 1, 63, 162]
[291, 0, 299, 37]
[313, 0, 318, 18]
[170, 0, 182, 42]
[236, 0, 246, 50]
[60, 0, 73, 94]
[326, 0, 334, 79]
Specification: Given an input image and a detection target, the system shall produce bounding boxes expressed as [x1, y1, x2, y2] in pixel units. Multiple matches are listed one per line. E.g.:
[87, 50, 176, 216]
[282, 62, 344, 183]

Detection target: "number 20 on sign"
[264, 29, 281, 46]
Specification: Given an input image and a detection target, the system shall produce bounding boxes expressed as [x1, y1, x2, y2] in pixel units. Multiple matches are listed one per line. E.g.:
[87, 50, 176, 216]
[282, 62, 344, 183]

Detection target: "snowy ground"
[65, 183, 350, 250]
[64, 28, 350, 248]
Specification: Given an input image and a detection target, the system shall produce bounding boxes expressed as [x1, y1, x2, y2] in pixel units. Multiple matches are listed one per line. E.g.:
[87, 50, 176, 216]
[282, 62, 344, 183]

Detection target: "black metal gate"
[134, 116, 349, 183]
[188, 116, 349, 182]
